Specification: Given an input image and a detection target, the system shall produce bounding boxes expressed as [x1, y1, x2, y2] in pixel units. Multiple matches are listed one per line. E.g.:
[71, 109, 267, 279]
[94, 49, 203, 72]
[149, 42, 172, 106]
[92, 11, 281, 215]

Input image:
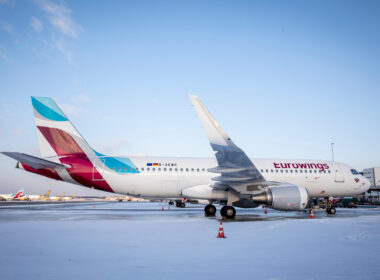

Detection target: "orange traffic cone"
[217, 222, 226, 238]
[264, 207, 268, 214]
[310, 209, 314, 219]
[161, 207, 164, 211]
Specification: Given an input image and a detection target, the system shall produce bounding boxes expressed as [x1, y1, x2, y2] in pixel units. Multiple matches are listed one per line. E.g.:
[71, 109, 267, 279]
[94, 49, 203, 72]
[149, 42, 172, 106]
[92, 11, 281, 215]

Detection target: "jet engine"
[251, 185, 308, 211]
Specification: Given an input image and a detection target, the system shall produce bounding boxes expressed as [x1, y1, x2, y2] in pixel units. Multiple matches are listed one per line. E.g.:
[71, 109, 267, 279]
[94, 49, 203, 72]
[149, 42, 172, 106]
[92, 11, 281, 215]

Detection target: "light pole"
[331, 142, 335, 162]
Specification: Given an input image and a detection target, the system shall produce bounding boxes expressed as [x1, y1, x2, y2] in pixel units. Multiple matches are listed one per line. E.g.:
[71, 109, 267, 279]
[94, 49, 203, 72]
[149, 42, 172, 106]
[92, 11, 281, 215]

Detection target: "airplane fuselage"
[18, 156, 368, 199]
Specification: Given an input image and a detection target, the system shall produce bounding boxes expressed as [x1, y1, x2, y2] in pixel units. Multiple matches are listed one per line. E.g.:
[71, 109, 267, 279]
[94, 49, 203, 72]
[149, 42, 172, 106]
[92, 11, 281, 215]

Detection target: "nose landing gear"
[175, 201, 186, 208]
[326, 199, 336, 215]
[326, 207, 336, 214]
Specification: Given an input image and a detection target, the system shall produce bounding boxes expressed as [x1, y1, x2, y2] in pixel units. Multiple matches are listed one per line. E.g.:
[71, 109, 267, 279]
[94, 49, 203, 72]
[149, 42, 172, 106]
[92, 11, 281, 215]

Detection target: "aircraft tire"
[221, 206, 236, 219]
[204, 204, 216, 216]
[326, 207, 336, 215]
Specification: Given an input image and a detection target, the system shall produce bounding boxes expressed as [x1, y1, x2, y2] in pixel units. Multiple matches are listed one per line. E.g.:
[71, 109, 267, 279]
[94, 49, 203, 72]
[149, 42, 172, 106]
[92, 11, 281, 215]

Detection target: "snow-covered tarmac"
[0, 202, 379, 280]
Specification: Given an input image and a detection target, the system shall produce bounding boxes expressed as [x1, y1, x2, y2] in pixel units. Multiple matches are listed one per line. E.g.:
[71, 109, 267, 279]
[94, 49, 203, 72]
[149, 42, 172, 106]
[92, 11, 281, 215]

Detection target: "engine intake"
[252, 185, 308, 211]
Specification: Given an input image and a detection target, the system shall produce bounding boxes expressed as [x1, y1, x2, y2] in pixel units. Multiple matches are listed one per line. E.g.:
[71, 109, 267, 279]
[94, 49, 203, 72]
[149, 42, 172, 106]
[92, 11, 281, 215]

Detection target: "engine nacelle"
[252, 185, 309, 211]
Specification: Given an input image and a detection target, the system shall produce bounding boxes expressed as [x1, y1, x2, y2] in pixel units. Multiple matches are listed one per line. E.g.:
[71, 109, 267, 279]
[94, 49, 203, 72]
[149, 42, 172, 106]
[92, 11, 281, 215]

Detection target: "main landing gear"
[221, 206, 236, 219]
[204, 204, 217, 216]
[204, 204, 236, 219]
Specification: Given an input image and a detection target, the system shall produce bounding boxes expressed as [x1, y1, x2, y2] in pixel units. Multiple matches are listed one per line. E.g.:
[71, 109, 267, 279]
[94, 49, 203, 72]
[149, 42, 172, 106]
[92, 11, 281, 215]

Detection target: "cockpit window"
[351, 169, 359, 175]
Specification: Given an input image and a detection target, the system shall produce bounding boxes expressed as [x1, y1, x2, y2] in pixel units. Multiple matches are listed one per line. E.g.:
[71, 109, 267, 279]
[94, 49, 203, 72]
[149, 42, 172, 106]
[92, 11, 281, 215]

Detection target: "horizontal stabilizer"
[1, 152, 66, 170]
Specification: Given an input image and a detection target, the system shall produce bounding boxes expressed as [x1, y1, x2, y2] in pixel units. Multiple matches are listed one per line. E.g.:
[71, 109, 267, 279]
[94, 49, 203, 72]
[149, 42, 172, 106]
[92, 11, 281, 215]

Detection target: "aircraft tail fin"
[13, 188, 24, 199]
[31, 97, 96, 159]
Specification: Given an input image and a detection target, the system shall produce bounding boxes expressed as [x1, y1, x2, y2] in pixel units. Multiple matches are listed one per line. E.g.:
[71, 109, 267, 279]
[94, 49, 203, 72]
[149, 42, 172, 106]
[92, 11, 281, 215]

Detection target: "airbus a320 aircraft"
[1, 96, 370, 218]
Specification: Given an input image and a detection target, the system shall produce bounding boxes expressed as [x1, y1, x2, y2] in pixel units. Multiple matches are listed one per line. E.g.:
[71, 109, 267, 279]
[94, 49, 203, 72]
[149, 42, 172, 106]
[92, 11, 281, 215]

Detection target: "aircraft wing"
[1, 152, 66, 170]
[189, 95, 267, 192]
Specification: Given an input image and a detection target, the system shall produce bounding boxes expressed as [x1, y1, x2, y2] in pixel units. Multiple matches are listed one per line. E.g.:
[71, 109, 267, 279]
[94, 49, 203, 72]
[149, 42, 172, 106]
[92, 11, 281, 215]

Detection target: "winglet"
[189, 95, 232, 147]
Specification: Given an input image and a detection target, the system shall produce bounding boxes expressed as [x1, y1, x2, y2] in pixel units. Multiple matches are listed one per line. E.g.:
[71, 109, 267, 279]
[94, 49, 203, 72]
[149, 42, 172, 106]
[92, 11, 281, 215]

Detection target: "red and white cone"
[161, 206, 164, 211]
[310, 209, 314, 219]
[217, 222, 226, 238]
[264, 207, 268, 215]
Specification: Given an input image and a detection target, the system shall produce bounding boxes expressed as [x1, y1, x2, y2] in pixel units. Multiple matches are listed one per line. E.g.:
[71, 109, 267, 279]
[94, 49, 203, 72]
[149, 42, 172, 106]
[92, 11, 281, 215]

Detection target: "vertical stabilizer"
[31, 97, 97, 160]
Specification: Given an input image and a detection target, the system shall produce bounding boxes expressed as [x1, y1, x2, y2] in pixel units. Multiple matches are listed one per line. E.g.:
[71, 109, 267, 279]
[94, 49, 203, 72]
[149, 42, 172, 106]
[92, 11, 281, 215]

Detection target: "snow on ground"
[0, 202, 379, 280]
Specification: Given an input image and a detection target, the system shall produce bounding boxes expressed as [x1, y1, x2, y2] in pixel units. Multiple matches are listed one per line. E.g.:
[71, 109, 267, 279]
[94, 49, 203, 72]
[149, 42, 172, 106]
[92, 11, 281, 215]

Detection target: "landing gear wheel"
[175, 202, 185, 208]
[204, 204, 216, 216]
[221, 206, 236, 219]
[326, 207, 336, 215]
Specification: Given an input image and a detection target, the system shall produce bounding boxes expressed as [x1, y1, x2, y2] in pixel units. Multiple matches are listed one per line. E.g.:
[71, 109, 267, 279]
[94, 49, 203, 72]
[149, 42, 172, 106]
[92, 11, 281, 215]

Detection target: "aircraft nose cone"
[363, 177, 371, 190]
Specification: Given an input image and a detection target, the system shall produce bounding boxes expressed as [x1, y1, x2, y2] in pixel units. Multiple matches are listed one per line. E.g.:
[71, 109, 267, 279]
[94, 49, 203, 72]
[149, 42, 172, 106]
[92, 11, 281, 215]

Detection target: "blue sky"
[0, 0, 379, 195]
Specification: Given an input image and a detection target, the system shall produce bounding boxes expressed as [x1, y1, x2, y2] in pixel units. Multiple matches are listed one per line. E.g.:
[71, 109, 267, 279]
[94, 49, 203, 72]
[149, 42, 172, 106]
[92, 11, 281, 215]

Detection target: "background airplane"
[0, 188, 25, 201]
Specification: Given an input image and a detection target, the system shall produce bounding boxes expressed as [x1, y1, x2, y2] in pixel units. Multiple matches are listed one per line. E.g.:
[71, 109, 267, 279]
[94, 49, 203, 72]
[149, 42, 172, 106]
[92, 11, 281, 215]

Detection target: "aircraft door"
[334, 163, 345, 182]
[92, 158, 105, 181]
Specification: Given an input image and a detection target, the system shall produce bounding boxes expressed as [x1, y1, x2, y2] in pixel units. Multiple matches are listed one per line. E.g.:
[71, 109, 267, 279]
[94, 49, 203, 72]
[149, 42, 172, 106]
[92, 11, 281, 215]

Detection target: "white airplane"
[50, 192, 66, 201]
[1, 96, 371, 218]
[26, 189, 52, 201]
[0, 188, 25, 201]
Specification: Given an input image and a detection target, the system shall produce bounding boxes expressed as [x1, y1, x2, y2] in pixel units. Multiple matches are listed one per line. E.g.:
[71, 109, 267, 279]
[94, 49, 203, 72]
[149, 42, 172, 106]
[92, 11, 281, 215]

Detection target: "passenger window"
[112, 167, 116, 170]
[281, 170, 283, 173]
[197, 168, 199, 172]
[300, 170, 303, 173]
[136, 168, 139, 171]
[147, 168, 150, 171]
[265, 169, 268, 173]
[295, 170, 298, 173]
[271, 169, 273, 173]
[180, 168, 183, 172]
[328, 170, 331, 173]
[276, 170, 278, 173]
[191, 168, 194, 172]
[261, 169, 263, 172]
[285, 170, 288, 173]
[164, 168, 166, 171]
[175, 168, 178, 172]
[169, 168, 172, 171]
[186, 168, 189, 172]
[152, 168, 155, 171]
[314, 170, 317, 173]
[141, 168, 144, 171]
[124, 167, 127, 171]
[202, 168, 205, 172]
[290, 170, 293, 173]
